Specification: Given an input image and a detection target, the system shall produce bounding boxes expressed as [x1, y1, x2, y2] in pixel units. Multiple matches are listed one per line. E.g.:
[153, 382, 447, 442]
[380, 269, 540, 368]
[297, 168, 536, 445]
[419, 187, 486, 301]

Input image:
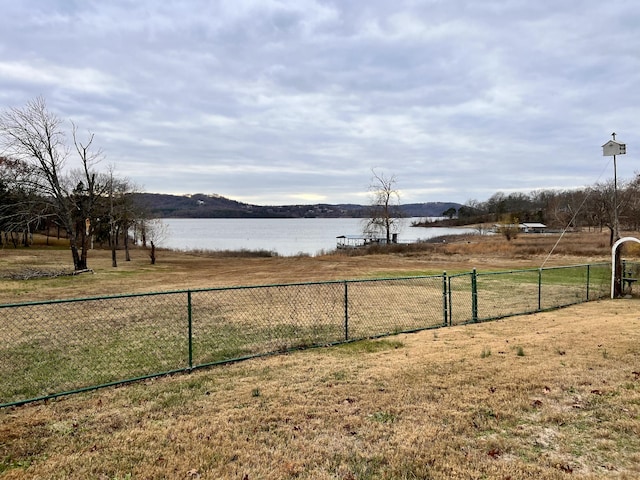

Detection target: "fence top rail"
[448, 272, 473, 279]
[0, 288, 189, 309]
[342, 274, 445, 285]
[0, 274, 446, 309]
[538, 262, 609, 271]
[473, 263, 610, 278]
[448, 268, 543, 279]
[477, 268, 540, 277]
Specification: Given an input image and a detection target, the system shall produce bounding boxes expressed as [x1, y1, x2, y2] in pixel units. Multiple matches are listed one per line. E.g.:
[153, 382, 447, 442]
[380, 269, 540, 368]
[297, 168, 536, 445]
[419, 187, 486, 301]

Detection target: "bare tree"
[143, 218, 169, 265]
[496, 214, 520, 241]
[0, 97, 107, 270]
[363, 169, 402, 244]
[105, 168, 141, 266]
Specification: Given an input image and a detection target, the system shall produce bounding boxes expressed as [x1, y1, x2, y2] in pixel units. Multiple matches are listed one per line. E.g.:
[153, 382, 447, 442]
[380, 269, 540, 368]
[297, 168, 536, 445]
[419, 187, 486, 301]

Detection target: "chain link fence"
[1, 263, 614, 407]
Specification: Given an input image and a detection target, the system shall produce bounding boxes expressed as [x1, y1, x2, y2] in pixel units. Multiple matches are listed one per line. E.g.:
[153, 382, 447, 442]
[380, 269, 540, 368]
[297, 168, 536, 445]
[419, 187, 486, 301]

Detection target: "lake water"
[160, 218, 475, 256]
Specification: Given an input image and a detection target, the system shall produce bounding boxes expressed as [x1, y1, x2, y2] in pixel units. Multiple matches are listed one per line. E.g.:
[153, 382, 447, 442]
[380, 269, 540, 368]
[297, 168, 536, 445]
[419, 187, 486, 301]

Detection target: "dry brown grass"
[0, 230, 627, 304]
[2, 231, 640, 479]
[1, 301, 640, 479]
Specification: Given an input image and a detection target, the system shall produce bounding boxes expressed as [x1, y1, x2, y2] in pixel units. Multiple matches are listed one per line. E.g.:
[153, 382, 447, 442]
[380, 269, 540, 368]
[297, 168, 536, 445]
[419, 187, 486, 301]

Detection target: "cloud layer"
[2, 0, 639, 204]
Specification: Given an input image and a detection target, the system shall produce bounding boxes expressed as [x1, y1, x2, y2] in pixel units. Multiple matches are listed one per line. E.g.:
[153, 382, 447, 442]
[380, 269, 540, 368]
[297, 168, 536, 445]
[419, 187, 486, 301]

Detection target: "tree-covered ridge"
[135, 192, 462, 219]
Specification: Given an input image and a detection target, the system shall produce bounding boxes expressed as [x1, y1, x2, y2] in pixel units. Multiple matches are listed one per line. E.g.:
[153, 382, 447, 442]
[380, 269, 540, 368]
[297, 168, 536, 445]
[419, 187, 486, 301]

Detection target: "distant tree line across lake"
[416, 177, 640, 245]
[135, 192, 462, 220]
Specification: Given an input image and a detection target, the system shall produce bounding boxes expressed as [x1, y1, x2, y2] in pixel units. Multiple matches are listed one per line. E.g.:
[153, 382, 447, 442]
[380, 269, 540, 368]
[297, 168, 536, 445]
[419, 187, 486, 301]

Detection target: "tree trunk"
[110, 220, 117, 267]
[69, 222, 89, 270]
[70, 241, 83, 270]
[124, 227, 131, 261]
[80, 232, 90, 270]
[150, 241, 156, 265]
[141, 225, 147, 248]
[385, 217, 391, 244]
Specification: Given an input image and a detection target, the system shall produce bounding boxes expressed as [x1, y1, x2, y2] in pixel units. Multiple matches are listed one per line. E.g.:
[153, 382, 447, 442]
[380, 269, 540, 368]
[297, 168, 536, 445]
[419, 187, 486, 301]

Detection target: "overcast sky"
[1, 1, 639, 206]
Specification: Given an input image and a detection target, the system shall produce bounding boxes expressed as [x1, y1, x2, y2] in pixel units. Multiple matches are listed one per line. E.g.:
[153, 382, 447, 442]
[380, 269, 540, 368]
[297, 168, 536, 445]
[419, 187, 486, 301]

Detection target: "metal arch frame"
[611, 237, 640, 298]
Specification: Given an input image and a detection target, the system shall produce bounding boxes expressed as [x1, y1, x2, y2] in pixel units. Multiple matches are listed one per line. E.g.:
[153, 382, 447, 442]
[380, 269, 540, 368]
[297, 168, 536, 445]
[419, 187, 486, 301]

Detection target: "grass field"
[0, 261, 610, 407]
[2, 301, 640, 479]
[0, 230, 627, 303]
[1, 231, 640, 478]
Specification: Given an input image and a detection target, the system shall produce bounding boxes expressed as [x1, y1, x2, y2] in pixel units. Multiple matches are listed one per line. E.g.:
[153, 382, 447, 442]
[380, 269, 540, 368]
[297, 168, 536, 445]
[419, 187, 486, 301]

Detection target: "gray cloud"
[1, 0, 638, 205]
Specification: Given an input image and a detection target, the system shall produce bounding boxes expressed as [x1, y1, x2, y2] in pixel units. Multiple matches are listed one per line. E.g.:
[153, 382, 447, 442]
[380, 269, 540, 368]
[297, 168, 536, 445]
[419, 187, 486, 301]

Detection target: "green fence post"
[586, 264, 591, 301]
[344, 281, 349, 341]
[472, 268, 478, 322]
[538, 268, 542, 311]
[442, 272, 448, 327]
[448, 276, 453, 326]
[187, 290, 193, 369]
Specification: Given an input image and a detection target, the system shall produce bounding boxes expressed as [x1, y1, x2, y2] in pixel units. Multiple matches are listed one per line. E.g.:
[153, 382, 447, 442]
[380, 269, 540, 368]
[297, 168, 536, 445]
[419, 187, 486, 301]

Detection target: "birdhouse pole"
[602, 133, 627, 296]
[612, 133, 619, 242]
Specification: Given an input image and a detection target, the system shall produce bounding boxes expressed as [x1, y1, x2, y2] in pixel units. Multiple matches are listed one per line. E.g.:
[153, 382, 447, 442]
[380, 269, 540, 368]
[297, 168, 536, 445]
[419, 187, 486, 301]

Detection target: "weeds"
[186, 248, 278, 258]
[369, 411, 396, 423]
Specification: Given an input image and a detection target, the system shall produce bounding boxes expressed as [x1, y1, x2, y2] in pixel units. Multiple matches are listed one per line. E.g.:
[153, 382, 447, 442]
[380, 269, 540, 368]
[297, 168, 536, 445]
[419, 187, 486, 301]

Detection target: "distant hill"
[135, 193, 461, 219]
[400, 203, 463, 218]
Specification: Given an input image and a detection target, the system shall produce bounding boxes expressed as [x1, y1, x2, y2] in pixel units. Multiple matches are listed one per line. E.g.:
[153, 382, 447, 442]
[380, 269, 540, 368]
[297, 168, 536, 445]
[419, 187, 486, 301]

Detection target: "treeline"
[0, 97, 160, 269]
[138, 193, 461, 219]
[0, 154, 158, 262]
[137, 193, 371, 218]
[0, 154, 153, 243]
[436, 176, 640, 239]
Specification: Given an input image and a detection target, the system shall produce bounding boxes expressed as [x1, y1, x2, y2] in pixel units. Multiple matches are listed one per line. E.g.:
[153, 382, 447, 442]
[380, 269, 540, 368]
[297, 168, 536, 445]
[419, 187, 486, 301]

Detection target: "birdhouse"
[602, 139, 626, 156]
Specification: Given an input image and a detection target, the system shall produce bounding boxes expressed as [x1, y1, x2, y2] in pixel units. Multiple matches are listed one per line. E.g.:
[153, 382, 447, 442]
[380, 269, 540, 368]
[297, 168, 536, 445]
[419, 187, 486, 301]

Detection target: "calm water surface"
[161, 218, 474, 256]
